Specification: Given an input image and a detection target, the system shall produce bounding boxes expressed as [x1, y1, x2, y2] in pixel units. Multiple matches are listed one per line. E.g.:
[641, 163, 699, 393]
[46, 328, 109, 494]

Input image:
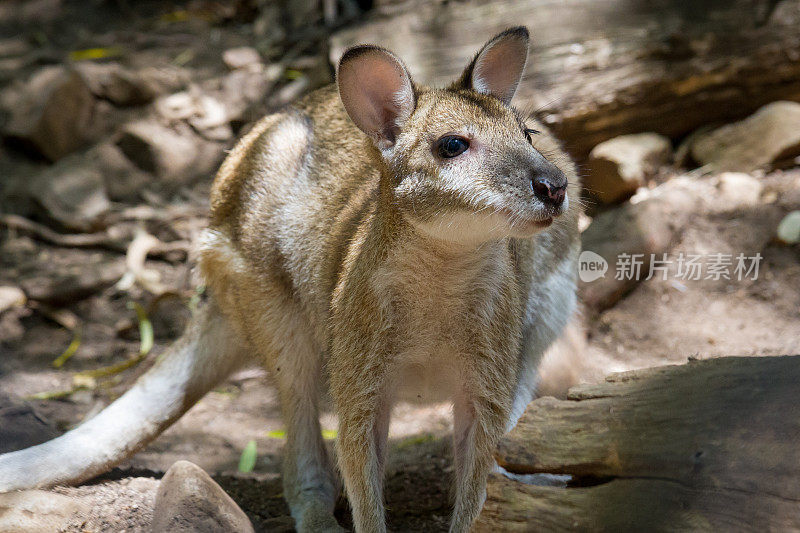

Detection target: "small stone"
[75, 62, 158, 106]
[691, 101, 800, 172]
[0, 393, 60, 453]
[222, 47, 262, 71]
[152, 460, 255, 533]
[586, 133, 672, 204]
[116, 119, 225, 188]
[156, 91, 232, 140]
[16, 248, 126, 304]
[218, 66, 282, 125]
[0, 490, 88, 532]
[715, 172, 763, 208]
[28, 151, 111, 231]
[2, 66, 103, 161]
[90, 142, 154, 203]
[0, 286, 26, 314]
[155, 92, 196, 121]
[776, 210, 800, 244]
[188, 95, 233, 140]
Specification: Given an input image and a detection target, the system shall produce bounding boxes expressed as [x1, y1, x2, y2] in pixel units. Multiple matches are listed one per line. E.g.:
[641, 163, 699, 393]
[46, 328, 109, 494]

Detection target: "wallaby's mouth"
[498, 208, 555, 232]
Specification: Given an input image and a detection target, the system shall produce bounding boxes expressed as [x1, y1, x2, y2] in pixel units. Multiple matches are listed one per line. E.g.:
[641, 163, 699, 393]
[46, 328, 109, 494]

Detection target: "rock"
[0, 393, 60, 453]
[690, 101, 800, 172]
[218, 66, 282, 126]
[152, 460, 255, 533]
[28, 151, 111, 231]
[0, 490, 89, 532]
[580, 177, 699, 311]
[715, 172, 763, 208]
[776, 210, 800, 244]
[155, 92, 197, 121]
[222, 47, 262, 71]
[0, 286, 26, 314]
[586, 133, 672, 204]
[187, 95, 233, 141]
[0, 37, 31, 58]
[90, 142, 154, 202]
[75, 62, 158, 106]
[15, 247, 126, 304]
[2, 66, 103, 161]
[116, 119, 225, 188]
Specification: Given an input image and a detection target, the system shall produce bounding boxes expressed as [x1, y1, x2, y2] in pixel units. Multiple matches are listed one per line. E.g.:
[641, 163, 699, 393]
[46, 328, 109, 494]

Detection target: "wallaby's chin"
[407, 206, 556, 245]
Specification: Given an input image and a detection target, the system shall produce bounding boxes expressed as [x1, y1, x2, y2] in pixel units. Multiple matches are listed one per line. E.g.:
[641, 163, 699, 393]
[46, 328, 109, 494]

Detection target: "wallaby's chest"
[367, 239, 518, 400]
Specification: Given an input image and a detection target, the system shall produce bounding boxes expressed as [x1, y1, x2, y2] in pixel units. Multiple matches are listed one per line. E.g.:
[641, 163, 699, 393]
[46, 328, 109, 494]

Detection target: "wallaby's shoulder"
[209, 84, 373, 232]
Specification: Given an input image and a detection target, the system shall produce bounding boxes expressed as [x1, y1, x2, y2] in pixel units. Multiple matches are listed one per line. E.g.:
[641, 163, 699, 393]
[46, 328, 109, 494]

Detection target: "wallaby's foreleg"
[0, 299, 248, 492]
[332, 364, 393, 533]
[270, 331, 342, 532]
[450, 373, 515, 533]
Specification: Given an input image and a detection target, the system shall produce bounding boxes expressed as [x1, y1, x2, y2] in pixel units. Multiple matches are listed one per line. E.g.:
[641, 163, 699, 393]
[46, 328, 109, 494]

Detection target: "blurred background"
[0, 0, 798, 531]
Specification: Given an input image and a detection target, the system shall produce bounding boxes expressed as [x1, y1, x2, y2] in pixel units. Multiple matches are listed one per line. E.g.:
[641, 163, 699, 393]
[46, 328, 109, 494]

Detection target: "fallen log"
[476, 356, 800, 531]
[330, 0, 800, 158]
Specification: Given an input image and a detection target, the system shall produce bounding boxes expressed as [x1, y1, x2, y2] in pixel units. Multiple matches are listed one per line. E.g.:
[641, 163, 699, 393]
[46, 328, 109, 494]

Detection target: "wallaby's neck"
[373, 168, 510, 272]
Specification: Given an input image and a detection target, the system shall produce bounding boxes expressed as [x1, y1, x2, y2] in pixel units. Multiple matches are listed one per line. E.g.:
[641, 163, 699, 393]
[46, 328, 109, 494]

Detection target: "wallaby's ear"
[337, 45, 416, 147]
[454, 27, 529, 105]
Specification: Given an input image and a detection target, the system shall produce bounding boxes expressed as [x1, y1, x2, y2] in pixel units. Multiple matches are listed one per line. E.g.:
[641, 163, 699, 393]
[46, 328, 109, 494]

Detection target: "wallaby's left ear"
[454, 27, 529, 105]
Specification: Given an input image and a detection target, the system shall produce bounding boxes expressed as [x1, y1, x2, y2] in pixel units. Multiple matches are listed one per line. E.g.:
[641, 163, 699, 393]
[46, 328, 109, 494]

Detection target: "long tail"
[0, 300, 248, 491]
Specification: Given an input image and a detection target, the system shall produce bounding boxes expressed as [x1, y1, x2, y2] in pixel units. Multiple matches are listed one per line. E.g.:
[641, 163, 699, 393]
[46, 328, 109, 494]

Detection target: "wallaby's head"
[337, 27, 573, 244]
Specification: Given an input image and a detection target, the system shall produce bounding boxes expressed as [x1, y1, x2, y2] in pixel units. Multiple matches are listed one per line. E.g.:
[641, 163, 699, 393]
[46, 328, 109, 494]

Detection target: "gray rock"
[76, 62, 158, 106]
[152, 460, 255, 533]
[0, 490, 88, 533]
[15, 247, 126, 304]
[586, 133, 672, 204]
[28, 151, 111, 231]
[777, 210, 800, 244]
[116, 119, 225, 188]
[91, 142, 154, 202]
[580, 177, 699, 311]
[218, 66, 282, 125]
[222, 47, 262, 71]
[2, 66, 103, 161]
[0, 393, 60, 454]
[691, 101, 800, 172]
[0, 286, 25, 315]
[715, 172, 763, 208]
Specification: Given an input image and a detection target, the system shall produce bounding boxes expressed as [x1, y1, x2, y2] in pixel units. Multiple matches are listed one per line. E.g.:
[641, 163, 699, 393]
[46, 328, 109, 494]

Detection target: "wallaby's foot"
[292, 495, 346, 533]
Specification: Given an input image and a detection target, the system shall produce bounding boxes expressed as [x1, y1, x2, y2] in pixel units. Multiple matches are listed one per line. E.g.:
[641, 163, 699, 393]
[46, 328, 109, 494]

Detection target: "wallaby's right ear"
[337, 46, 416, 148]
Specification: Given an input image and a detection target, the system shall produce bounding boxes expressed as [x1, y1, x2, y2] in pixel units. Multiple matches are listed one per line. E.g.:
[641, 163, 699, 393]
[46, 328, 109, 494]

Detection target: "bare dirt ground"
[1, 1, 798, 531]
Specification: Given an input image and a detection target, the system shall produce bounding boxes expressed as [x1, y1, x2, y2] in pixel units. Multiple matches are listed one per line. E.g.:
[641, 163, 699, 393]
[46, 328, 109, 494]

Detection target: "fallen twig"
[0, 214, 192, 260]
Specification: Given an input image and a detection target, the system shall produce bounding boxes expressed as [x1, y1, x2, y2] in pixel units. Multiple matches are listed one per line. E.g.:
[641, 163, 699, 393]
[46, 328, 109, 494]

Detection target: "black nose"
[531, 173, 567, 207]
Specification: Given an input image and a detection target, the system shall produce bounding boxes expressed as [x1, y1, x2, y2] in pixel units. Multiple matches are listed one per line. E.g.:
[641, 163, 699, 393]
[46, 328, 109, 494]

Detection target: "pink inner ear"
[472, 36, 527, 104]
[338, 50, 414, 142]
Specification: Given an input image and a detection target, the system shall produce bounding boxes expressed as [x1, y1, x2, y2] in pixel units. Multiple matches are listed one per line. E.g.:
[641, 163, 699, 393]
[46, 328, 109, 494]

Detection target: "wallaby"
[0, 27, 580, 532]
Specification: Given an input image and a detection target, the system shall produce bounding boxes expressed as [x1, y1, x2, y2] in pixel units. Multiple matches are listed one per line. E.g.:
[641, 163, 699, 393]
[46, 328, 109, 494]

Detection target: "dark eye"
[524, 128, 540, 144]
[435, 136, 469, 158]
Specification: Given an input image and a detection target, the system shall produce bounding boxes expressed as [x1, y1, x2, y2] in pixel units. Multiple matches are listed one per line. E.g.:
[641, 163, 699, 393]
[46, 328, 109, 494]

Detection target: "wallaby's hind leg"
[268, 330, 343, 532]
[201, 240, 340, 530]
[200, 230, 341, 530]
